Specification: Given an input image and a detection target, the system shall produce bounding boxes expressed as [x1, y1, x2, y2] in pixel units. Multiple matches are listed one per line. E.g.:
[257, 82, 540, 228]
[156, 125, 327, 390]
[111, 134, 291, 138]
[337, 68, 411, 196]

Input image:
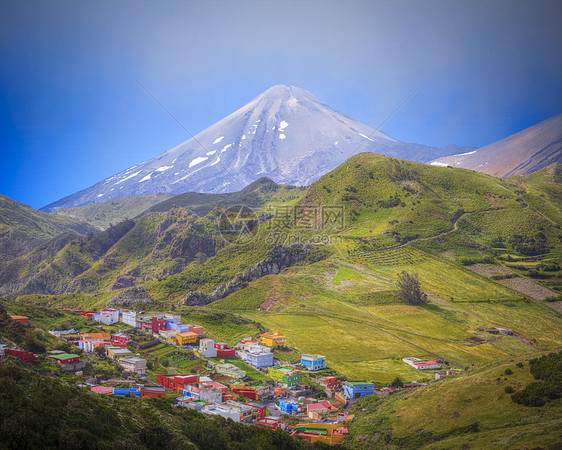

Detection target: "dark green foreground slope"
[0, 365, 316, 450]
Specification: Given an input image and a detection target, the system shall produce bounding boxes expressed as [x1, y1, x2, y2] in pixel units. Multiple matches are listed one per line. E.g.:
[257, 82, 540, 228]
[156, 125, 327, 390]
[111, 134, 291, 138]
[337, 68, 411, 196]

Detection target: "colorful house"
[91, 386, 113, 395]
[300, 354, 326, 371]
[199, 339, 235, 358]
[343, 381, 375, 400]
[232, 387, 258, 400]
[254, 417, 286, 430]
[180, 324, 204, 335]
[77, 339, 105, 353]
[245, 347, 274, 368]
[10, 315, 29, 325]
[278, 399, 300, 413]
[107, 346, 133, 360]
[92, 309, 119, 325]
[319, 377, 341, 388]
[140, 385, 166, 398]
[157, 374, 199, 392]
[176, 331, 198, 345]
[113, 388, 140, 397]
[5, 349, 36, 363]
[110, 333, 131, 347]
[118, 356, 147, 375]
[259, 331, 286, 348]
[79, 332, 110, 342]
[245, 401, 267, 418]
[268, 366, 301, 387]
[291, 423, 349, 445]
[306, 401, 331, 418]
[402, 357, 442, 370]
[48, 353, 80, 365]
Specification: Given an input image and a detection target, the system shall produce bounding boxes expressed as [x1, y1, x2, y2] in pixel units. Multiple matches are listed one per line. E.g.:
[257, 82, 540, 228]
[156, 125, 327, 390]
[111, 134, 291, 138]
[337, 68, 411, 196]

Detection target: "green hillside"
[0, 194, 96, 261]
[3, 155, 561, 385]
[0, 365, 308, 450]
[143, 177, 305, 216]
[52, 193, 173, 229]
[346, 352, 562, 448]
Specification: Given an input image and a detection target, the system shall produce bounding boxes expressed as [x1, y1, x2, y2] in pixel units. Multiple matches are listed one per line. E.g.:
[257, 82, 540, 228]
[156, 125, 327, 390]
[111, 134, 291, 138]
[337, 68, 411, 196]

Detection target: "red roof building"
[140, 386, 166, 398]
[91, 386, 113, 394]
[5, 349, 35, 363]
[157, 374, 199, 392]
[111, 333, 131, 348]
[48, 353, 80, 365]
[10, 315, 29, 325]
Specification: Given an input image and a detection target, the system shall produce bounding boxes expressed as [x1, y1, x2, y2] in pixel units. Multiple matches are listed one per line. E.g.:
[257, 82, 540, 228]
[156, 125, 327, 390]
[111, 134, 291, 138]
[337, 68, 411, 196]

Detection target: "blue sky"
[1, 0, 561, 208]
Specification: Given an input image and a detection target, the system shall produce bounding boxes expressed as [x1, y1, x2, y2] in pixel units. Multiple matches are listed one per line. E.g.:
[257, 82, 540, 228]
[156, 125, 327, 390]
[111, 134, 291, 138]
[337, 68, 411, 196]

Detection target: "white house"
[121, 310, 137, 327]
[93, 309, 119, 325]
[199, 339, 217, 358]
[402, 357, 441, 370]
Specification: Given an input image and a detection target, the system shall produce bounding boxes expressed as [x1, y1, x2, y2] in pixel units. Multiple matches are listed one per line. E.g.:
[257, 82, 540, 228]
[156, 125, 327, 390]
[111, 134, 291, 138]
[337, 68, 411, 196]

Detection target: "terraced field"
[349, 245, 429, 267]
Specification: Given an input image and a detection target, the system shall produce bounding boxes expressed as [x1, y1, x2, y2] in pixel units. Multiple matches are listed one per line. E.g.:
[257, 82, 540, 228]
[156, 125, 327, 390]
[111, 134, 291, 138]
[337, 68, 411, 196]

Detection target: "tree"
[395, 271, 428, 305]
[390, 377, 403, 388]
[94, 346, 106, 358]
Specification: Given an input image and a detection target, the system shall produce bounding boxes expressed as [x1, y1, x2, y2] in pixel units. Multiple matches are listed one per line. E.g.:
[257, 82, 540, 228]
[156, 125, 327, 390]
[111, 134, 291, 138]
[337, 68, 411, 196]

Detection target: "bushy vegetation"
[394, 271, 427, 305]
[0, 365, 313, 450]
[511, 350, 562, 407]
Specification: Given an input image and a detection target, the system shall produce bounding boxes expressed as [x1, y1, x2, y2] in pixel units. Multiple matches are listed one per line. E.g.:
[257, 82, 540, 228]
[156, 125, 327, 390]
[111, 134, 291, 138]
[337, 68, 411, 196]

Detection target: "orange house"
[259, 331, 286, 348]
[10, 315, 29, 325]
[140, 386, 166, 398]
[176, 332, 198, 345]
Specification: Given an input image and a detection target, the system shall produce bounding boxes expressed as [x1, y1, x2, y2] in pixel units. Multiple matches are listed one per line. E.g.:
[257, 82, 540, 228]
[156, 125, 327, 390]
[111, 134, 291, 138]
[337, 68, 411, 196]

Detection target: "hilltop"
[0, 194, 96, 262]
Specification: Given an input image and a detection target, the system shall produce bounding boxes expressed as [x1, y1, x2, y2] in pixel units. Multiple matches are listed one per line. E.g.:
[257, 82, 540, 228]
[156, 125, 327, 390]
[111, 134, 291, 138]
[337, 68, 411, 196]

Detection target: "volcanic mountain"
[43, 85, 467, 211]
[430, 114, 562, 177]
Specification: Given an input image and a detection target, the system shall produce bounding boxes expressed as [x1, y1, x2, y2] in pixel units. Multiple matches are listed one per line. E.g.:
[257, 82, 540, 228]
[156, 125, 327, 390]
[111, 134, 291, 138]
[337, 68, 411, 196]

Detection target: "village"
[1, 308, 465, 446]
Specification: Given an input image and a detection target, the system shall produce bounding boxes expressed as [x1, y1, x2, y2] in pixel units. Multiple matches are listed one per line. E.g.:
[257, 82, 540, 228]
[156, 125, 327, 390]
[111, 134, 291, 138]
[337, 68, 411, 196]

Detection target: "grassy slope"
[52, 193, 174, 229]
[143, 177, 306, 216]
[207, 255, 562, 383]
[347, 353, 562, 449]
[199, 156, 562, 382]
[9, 156, 562, 385]
[0, 194, 95, 240]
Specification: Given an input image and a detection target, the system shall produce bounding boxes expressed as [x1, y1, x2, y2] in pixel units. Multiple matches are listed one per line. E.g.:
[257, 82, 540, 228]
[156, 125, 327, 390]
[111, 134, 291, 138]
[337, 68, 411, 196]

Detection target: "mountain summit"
[430, 114, 562, 177]
[43, 85, 464, 211]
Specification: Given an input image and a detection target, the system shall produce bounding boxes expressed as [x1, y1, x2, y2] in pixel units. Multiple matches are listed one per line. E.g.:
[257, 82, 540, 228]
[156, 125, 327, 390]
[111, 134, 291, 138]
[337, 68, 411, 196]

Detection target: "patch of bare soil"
[257, 297, 277, 311]
[545, 301, 562, 313]
[498, 277, 557, 300]
[466, 263, 512, 277]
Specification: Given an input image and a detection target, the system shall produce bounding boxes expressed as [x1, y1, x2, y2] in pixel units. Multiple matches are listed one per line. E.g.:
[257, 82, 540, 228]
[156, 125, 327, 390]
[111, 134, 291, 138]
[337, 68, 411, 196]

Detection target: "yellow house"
[107, 347, 133, 360]
[291, 422, 349, 445]
[259, 331, 286, 348]
[176, 331, 198, 346]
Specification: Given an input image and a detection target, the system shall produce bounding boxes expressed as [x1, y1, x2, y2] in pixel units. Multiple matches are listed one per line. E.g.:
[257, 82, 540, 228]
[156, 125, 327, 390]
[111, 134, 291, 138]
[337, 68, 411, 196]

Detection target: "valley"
[2, 154, 561, 448]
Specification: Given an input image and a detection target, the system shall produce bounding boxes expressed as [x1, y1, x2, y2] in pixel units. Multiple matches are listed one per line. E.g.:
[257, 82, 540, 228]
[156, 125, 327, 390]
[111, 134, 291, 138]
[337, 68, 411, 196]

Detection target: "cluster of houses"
[90, 384, 166, 398]
[3, 308, 466, 447]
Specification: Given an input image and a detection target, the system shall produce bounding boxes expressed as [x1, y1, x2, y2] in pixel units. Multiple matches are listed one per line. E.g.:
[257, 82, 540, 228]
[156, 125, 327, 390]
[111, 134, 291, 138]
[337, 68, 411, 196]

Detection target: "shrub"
[504, 386, 515, 394]
[505, 368, 513, 375]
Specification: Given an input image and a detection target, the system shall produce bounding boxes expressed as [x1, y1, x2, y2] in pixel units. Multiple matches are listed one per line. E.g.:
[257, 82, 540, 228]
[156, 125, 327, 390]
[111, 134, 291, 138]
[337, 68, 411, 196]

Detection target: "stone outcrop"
[107, 286, 156, 307]
[184, 244, 316, 306]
